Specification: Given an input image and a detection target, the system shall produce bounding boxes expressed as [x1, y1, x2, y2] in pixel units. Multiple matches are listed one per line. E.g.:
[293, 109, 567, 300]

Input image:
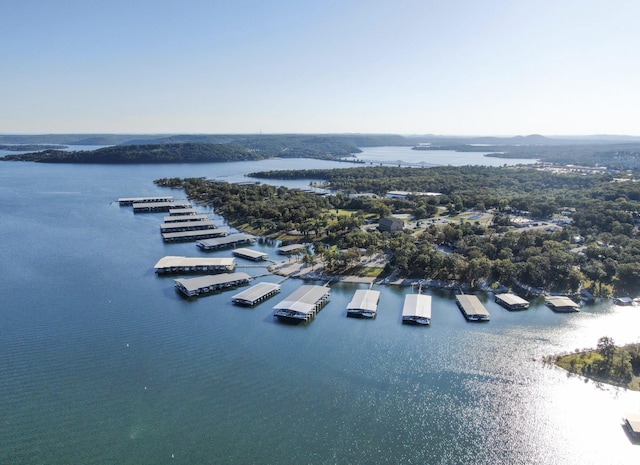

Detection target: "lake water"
[1, 157, 639, 465]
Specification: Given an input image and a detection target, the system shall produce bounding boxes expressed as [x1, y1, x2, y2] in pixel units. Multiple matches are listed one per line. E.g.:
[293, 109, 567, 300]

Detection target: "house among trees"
[378, 217, 405, 232]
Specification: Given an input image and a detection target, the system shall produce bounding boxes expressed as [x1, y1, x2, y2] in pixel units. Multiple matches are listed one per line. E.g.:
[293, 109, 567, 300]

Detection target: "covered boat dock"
[456, 294, 490, 321]
[402, 294, 432, 325]
[162, 229, 228, 242]
[232, 282, 281, 306]
[232, 248, 268, 261]
[346, 289, 381, 318]
[154, 256, 236, 274]
[277, 243, 306, 255]
[159, 219, 217, 233]
[163, 214, 209, 223]
[623, 413, 640, 441]
[169, 207, 197, 216]
[133, 200, 191, 213]
[545, 296, 580, 313]
[273, 285, 331, 322]
[495, 293, 530, 311]
[175, 272, 251, 297]
[119, 195, 173, 206]
[197, 234, 256, 251]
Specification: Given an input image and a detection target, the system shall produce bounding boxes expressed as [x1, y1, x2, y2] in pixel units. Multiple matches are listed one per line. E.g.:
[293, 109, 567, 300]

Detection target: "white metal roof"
[495, 293, 529, 306]
[154, 256, 235, 269]
[175, 272, 251, 293]
[232, 282, 281, 302]
[456, 294, 490, 316]
[347, 289, 380, 312]
[545, 296, 580, 308]
[625, 413, 640, 434]
[232, 248, 268, 259]
[402, 294, 432, 318]
[273, 285, 330, 315]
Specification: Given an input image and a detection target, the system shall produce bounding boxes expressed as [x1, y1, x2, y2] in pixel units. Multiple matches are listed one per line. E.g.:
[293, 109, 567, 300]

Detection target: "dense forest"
[156, 164, 640, 296]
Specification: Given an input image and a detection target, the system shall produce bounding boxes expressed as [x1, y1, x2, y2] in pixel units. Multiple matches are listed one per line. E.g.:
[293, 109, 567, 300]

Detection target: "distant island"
[0, 144, 67, 151]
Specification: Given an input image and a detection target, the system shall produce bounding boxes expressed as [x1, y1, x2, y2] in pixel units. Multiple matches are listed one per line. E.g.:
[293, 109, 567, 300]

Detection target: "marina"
[545, 296, 581, 313]
[159, 219, 217, 233]
[162, 228, 228, 242]
[118, 195, 173, 206]
[402, 293, 432, 325]
[494, 293, 530, 311]
[231, 282, 281, 306]
[174, 272, 252, 297]
[197, 234, 256, 251]
[273, 285, 331, 322]
[232, 248, 269, 261]
[456, 294, 490, 321]
[154, 256, 236, 274]
[133, 200, 192, 213]
[346, 289, 381, 318]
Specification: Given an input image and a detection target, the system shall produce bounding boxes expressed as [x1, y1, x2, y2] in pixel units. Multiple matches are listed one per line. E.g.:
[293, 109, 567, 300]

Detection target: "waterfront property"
[623, 413, 640, 441]
[118, 195, 173, 206]
[273, 285, 331, 323]
[277, 243, 306, 255]
[346, 289, 381, 318]
[232, 248, 268, 261]
[163, 214, 210, 223]
[197, 234, 256, 251]
[402, 294, 432, 325]
[174, 272, 251, 297]
[154, 256, 236, 274]
[545, 296, 581, 313]
[456, 294, 490, 321]
[133, 200, 191, 213]
[495, 293, 530, 311]
[231, 282, 281, 306]
[162, 228, 228, 242]
[159, 219, 217, 233]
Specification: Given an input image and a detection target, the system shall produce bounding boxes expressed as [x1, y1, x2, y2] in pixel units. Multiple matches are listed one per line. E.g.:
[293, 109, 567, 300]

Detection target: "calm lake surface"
[1, 154, 639, 465]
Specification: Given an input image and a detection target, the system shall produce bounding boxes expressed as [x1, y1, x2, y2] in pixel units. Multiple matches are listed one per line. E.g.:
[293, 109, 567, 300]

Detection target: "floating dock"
[163, 214, 209, 223]
[232, 248, 268, 261]
[623, 413, 640, 441]
[154, 256, 236, 274]
[402, 294, 432, 325]
[273, 285, 331, 323]
[133, 200, 191, 213]
[277, 243, 306, 255]
[231, 282, 281, 306]
[456, 294, 490, 321]
[162, 229, 228, 242]
[118, 196, 173, 206]
[175, 272, 251, 297]
[545, 296, 580, 313]
[169, 207, 197, 216]
[346, 289, 381, 318]
[159, 219, 217, 233]
[197, 234, 256, 251]
[494, 293, 530, 311]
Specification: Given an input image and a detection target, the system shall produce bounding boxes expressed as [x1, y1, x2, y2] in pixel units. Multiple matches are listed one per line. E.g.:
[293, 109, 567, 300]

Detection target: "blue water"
[1, 158, 639, 465]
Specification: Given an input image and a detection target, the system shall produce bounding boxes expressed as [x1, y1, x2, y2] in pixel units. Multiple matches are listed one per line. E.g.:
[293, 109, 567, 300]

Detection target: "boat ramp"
[494, 293, 530, 311]
[197, 234, 256, 251]
[162, 228, 228, 242]
[456, 294, 490, 321]
[232, 282, 281, 306]
[346, 289, 380, 318]
[154, 256, 236, 274]
[545, 296, 580, 313]
[175, 272, 252, 297]
[402, 294, 432, 325]
[232, 248, 268, 261]
[273, 285, 331, 323]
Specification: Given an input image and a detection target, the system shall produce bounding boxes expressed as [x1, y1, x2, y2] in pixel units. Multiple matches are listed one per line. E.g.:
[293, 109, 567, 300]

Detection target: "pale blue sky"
[2, 0, 639, 135]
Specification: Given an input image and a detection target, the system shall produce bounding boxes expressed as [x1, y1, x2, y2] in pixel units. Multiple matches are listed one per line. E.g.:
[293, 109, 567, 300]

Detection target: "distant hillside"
[1, 143, 263, 164]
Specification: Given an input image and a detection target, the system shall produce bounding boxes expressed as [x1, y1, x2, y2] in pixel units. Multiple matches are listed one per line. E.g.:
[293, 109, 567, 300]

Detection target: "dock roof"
[347, 289, 380, 312]
[402, 294, 432, 319]
[545, 296, 580, 309]
[495, 293, 529, 307]
[154, 256, 235, 269]
[625, 413, 640, 435]
[232, 282, 281, 304]
[163, 214, 209, 222]
[277, 243, 306, 254]
[456, 294, 490, 317]
[175, 272, 251, 294]
[197, 234, 255, 248]
[161, 229, 228, 240]
[273, 285, 331, 315]
[232, 248, 268, 260]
